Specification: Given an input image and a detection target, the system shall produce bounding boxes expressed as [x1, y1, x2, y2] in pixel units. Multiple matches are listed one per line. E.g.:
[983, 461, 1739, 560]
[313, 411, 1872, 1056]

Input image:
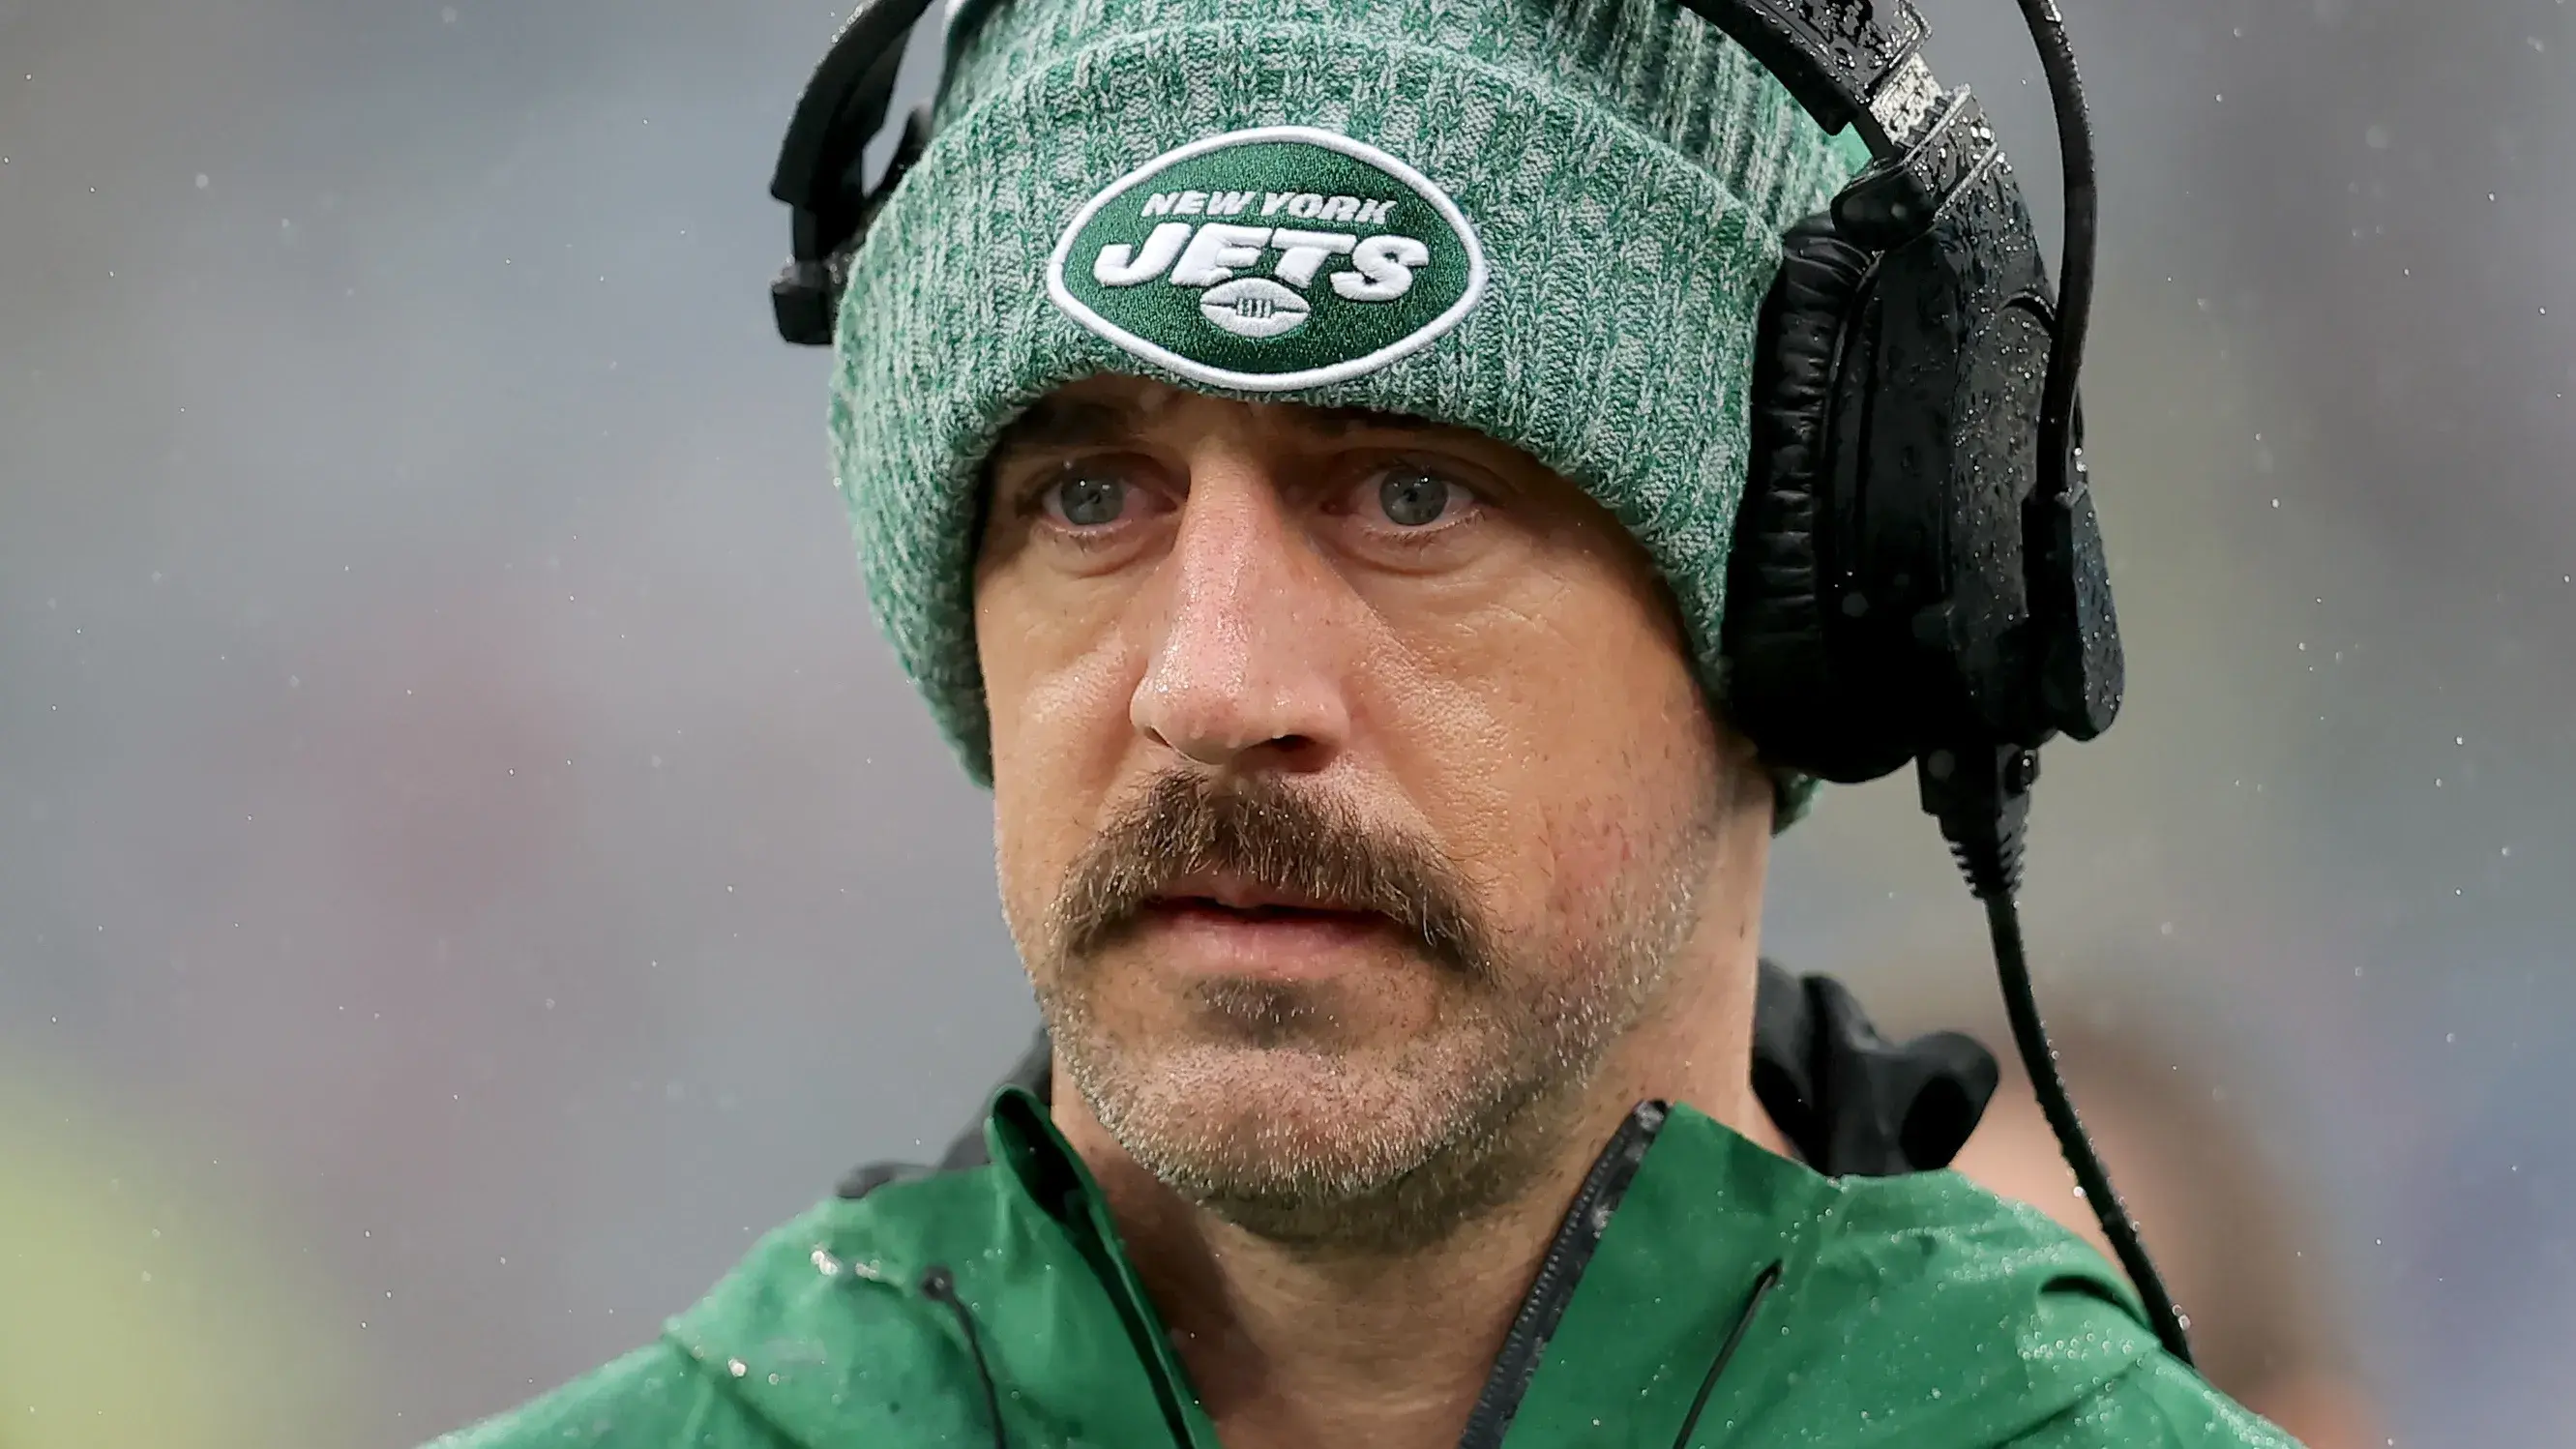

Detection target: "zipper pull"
[1670, 1261, 1784, 1449]
[921, 1265, 1010, 1449]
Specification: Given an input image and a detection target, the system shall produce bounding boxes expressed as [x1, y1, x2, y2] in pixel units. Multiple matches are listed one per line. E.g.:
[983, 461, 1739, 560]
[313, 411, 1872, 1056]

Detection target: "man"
[430, 0, 2296, 1444]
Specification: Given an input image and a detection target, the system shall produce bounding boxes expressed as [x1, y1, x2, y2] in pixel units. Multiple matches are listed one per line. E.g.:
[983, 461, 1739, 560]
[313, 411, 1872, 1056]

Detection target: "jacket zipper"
[1453, 1102, 1672, 1449]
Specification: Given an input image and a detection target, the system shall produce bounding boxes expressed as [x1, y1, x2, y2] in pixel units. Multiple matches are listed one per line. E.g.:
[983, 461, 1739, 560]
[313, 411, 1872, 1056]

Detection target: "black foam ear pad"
[1724, 212, 1890, 782]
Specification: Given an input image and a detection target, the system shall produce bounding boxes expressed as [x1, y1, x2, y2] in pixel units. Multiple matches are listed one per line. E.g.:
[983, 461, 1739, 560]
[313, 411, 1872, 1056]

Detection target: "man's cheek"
[997, 621, 1144, 753]
[1526, 794, 1661, 923]
[988, 815, 1059, 971]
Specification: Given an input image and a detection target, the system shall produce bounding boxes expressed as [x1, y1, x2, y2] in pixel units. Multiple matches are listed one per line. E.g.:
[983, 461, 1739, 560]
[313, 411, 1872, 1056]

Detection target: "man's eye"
[1374, 466, 1467, 528]
[1042, 470, 1133, 527]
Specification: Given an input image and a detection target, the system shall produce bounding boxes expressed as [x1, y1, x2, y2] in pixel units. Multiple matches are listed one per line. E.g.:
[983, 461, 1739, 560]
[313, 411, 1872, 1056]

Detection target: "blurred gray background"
[1, 1, 2569, 1444]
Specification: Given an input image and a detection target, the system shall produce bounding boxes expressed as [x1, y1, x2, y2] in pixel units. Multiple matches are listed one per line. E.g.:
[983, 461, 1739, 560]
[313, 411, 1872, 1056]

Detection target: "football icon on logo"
[1199, 278, 1312, 340]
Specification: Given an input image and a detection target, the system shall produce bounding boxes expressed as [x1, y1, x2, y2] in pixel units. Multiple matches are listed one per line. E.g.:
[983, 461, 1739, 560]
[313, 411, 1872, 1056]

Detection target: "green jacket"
[429, 1084, 2294, 1448]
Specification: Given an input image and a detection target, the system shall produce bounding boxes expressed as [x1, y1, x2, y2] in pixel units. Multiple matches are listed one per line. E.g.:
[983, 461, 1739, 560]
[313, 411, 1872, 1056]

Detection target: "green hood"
[428, 1091, 2294, 1448]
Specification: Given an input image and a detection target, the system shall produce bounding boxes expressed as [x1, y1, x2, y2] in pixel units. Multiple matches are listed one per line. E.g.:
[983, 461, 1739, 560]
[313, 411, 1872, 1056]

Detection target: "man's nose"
[1131, 469, 1350, 773]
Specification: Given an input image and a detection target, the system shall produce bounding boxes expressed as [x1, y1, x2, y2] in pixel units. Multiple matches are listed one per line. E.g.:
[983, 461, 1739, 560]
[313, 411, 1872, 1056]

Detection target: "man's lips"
[1145, 897, 1380, 921]
[1134, 885, 1398, 980]
[1147, 873, 1377, 916]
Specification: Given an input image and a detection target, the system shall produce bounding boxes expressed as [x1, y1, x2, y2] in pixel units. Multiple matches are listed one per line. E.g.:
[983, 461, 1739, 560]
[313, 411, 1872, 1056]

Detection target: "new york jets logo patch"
[1046, 126, 1489, 393]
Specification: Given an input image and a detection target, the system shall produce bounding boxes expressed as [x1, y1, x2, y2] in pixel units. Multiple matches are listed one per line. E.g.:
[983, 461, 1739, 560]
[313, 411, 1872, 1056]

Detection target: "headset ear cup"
[1726, 213, 1884, 781]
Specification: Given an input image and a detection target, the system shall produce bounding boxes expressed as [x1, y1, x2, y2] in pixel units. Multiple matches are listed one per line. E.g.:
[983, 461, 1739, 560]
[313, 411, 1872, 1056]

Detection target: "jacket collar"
[978, 1087, 1845, 1449]
[983, 1085, 1219, 1444]
[679, 1085, 2150, 1449]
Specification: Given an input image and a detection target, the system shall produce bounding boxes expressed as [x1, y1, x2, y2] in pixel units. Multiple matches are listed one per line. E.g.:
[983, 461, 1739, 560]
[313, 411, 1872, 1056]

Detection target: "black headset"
[767, 0, 2185, 1368]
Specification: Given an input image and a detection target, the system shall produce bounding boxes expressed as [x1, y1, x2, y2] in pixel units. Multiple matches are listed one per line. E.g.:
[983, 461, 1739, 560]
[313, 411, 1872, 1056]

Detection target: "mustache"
[1048, 772, 1495, 982]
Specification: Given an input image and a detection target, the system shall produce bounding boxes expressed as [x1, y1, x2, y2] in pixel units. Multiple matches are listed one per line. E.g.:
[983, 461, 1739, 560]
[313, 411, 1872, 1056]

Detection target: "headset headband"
[769, 0, 938, 229]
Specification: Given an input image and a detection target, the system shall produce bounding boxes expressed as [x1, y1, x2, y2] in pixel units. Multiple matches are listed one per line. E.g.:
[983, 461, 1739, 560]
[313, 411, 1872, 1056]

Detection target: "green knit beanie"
[826, 0, 1870, 824]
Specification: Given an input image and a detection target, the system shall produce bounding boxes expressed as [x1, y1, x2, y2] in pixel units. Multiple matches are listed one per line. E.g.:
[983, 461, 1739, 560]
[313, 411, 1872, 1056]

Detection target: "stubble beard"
[1027, 774, 1716, 1257]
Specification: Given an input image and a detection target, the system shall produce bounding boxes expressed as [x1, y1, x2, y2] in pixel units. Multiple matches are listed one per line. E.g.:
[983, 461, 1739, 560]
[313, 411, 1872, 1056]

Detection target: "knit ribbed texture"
[829, 0, 1864, 823]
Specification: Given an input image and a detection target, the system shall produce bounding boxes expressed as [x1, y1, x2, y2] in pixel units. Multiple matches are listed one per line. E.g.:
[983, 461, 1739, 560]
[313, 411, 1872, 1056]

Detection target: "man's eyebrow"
[991, 399, 1137, 457]
[988, 398, 1449, 459]
[1302, 405, 1445, 435]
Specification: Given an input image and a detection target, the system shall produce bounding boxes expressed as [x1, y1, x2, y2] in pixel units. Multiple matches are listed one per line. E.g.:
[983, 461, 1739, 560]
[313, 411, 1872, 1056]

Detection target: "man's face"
[974, 374, 1762, 1248]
